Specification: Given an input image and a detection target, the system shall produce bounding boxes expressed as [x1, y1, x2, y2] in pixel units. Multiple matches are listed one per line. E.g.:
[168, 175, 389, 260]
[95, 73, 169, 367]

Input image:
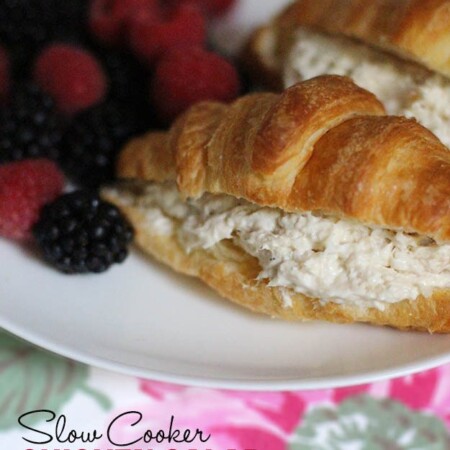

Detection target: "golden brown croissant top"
[262, 0, 450, 79]
[117, 75, 450, 243]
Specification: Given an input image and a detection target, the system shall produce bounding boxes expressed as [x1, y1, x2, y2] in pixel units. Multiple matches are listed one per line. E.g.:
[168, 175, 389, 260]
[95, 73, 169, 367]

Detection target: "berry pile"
[0, 0, 241, 274]
[88, 0, 241, 123]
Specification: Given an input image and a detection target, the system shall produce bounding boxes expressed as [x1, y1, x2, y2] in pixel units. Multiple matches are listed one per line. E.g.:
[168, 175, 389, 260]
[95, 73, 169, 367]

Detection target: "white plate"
[2, 237, 450, 391]
[2, 0, 450, 391]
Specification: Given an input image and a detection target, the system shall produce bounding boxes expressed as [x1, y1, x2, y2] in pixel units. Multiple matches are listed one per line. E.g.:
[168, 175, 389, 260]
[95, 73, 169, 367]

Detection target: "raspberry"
[129, 3, 206, 66]
[0, 45, 10, 102]
[151, 46, 241, 123]
[169, 0, 237, 17]
[0, 159, 64, 240]
[33, 191, 134, 274]
[89, 0, 160, 47]
[34, 44, 108, 115]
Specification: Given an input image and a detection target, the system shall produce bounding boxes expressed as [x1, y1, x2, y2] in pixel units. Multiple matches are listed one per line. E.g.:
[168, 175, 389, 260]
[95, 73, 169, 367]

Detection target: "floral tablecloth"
[2, 331, 450, 449]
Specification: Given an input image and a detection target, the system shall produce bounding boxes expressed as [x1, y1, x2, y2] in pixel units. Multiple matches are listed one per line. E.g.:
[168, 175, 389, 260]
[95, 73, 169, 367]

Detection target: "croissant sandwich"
[244, 0, 450, 148]
[102, 75, 450, 333]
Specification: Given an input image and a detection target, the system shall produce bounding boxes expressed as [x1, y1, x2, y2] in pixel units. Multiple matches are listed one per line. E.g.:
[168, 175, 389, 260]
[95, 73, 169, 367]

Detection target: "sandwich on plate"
[103, 75, 450, 333]
[244, 0, 450, 148]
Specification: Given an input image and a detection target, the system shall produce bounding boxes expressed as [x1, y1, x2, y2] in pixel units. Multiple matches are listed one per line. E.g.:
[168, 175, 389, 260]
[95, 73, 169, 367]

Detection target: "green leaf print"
[289, 395, 450, 450]
[0, 331, 110, 430]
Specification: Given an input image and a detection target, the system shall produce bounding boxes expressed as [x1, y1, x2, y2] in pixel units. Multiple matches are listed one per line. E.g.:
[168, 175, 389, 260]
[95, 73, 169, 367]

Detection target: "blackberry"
[0, 83, 65, 163]
[0, 0, 90, 78]
[98, 48, 149, 108]
[33, 190, 134, 274]
[61, 100, 147, 188]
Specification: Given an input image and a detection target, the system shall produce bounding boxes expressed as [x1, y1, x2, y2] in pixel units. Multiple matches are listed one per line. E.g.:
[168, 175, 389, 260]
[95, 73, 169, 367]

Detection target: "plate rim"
[2, 315, 450, 391]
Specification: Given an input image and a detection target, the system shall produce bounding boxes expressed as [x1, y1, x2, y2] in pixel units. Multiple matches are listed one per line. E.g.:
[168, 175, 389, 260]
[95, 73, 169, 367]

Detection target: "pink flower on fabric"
[332, 384, 371, 403]
[101, 380, 333, 450]
[389, 369, 439, 409]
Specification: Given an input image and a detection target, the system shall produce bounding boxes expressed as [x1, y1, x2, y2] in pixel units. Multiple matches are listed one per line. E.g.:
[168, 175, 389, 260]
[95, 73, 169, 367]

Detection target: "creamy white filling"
[116, 183, 450, 309]
[284, 29, 450, 148]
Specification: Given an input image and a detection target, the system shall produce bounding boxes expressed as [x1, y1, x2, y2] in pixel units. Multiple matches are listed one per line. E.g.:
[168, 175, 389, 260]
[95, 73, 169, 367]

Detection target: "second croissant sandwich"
[245, 0, 450, 149]
[102, 75, 450, 333]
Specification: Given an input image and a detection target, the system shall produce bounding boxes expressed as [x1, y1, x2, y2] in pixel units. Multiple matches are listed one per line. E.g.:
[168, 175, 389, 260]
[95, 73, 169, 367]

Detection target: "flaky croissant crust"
[117, 75, 450, 243]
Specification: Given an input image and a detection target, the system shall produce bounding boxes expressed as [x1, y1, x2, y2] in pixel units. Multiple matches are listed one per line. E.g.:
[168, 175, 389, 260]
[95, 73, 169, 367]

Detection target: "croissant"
[102, 76, 450, 333]
[244, 0, 450, 148]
